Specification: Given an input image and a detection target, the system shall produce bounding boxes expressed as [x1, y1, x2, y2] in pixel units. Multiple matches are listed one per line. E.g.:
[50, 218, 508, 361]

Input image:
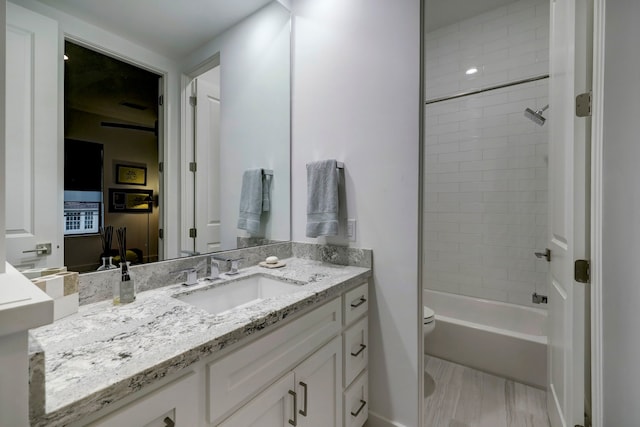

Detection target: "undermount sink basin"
[175, 275, 302, 316]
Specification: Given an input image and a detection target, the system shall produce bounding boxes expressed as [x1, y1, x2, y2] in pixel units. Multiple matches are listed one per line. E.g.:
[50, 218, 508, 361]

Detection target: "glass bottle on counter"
[113, 261, 136, 305]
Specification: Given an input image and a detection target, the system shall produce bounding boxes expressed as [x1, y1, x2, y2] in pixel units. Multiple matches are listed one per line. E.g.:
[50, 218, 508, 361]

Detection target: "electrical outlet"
[347, 219, 356, 242]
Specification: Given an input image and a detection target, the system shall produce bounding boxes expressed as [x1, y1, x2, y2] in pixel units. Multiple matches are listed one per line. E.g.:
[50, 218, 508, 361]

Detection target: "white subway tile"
[425, 162, 460, 174]
[460, 159, 505, 172]
[426, 143, 460, 155]
[428, 182, 460, 193]
[425, 201, 460, 213]
[437, 171, 483, 183]
[438, 192, 483, 203]
[425, 221, 460, 232]
[439, 150, 483, 163]
[436, 212, 483, 224]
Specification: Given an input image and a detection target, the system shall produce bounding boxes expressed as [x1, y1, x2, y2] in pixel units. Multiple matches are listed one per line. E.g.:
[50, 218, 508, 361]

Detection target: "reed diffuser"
[114, 227, 136, 304]
[97, 226, 117, 271]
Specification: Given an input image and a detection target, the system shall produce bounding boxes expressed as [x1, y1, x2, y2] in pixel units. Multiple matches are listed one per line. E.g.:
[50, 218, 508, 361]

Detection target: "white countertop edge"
[0, 263, 53, 336]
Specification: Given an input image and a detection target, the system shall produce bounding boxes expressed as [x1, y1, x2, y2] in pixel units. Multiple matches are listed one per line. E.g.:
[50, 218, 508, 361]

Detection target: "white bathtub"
[424, 289, 548, 389]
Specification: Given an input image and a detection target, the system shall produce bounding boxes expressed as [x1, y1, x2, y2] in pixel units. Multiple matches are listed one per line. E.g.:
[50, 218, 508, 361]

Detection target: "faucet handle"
[228, 257, 245, 275]
[170, 267, 199, 286]
[209, 256, 222, 280]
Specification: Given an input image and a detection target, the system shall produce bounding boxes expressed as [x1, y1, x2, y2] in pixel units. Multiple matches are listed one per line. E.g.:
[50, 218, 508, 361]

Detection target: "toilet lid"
[423, 306, 435, 323]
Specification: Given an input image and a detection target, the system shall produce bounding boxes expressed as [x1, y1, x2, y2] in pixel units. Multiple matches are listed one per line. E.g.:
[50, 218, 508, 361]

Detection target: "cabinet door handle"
[299, 381, 308, 417]
[351, 344, 367, 357]
[288, 390, 298, 426]
[163, 417, 175, 427]
[350, 399, 367, 417]
[350, 296, 367, 308]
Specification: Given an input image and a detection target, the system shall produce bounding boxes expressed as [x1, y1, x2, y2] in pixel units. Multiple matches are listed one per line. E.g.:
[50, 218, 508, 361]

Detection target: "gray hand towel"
[237, 169, 263, 234]
[306, 160, 339, 237]
[262, 173, 272, 212]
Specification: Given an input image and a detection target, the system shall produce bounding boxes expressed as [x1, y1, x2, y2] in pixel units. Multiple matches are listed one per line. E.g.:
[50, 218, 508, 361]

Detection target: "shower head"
[524, 104, 549, 126]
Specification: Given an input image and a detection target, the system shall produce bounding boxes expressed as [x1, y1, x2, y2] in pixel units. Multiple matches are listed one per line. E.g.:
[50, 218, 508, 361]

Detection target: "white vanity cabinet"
[210, 281, 369, 427]
[342, 282, 369, 427]
[77, 280, 369, 427]
[219, 337, 342, 427]
[88, 372, 198, 427]
[218, 372, 296, 427]
[207, 298, 342, 425]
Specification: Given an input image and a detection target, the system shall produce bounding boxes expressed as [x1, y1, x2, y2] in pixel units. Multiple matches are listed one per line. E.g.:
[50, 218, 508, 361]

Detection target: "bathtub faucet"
[531, 292, 548, 304]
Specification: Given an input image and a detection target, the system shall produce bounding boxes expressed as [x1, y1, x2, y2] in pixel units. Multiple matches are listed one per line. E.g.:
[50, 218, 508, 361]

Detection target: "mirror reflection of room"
[63, 41, 161, 272]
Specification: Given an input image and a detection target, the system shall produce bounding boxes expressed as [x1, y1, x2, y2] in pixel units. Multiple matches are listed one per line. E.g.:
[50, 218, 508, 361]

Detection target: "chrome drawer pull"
[350, 296, 366, 308]
[351, 344, 367, 357]
[288, 390, 298, 426]
[351, 400, 367, 417]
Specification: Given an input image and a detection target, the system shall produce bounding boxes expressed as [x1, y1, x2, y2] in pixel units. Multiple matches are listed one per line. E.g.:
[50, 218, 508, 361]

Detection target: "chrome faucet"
[171, 267, 199, 286]
[209, 256, 222, 280]
[228, 258, 244, 275]
[211, 256, 245, 275]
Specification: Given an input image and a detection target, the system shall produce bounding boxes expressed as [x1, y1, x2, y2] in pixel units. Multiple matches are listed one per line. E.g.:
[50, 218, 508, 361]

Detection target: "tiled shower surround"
[423, 0, 549, 307]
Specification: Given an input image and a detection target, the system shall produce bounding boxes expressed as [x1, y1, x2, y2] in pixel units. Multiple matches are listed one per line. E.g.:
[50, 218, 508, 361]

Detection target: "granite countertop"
[29, 257, 371, 427]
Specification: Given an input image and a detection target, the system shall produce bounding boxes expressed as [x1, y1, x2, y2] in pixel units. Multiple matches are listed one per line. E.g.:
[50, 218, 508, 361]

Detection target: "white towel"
[237, 169, 264, 234]
[306, 160, 339, 237]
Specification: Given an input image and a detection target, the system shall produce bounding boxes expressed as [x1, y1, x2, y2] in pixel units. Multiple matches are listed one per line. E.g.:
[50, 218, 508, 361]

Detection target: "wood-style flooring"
[424, 356, 550, 427]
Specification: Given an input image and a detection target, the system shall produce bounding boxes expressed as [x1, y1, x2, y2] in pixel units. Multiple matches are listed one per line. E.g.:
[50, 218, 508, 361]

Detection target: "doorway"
[181, 57, 222, 256]
[63, 41, 162, 272]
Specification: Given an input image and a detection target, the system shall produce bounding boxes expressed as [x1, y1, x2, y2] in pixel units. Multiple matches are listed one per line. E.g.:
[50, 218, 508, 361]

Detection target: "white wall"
[0, 0, 5, 273]
[423, 0, 549, 307]
[601, 0, 640, 424]
[182, 2, 291, 250]
[291, 0, 421, 425]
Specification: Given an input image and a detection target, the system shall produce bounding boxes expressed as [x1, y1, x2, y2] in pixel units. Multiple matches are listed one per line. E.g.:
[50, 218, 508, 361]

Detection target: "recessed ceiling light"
[465, 67, 478, 75]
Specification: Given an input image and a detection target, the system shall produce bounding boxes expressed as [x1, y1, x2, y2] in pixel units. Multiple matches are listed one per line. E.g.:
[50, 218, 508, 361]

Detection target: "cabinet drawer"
[343, 315, 368, 387]
[344, 370, 368, 427]
[208, 297, 342, 425]
[88, 372, 197, 427]
[344, 283, 368, 325]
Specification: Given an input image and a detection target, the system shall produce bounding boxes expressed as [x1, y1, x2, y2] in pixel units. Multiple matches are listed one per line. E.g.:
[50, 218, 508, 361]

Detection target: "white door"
[294, 337, 342, 427]
[547, 0, 592, 426]
[194, 71, 222, 254]
[5, 3, 62, 269]
[218, 372, 296, 427]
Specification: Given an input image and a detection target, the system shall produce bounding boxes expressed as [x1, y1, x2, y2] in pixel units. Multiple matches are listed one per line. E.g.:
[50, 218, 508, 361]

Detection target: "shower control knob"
[534, 248, 551, 262]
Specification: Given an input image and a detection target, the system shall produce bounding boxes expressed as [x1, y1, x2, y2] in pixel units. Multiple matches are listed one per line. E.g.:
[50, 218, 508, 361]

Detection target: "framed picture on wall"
[108, 189, 153, 213]
[115, 164, 147, 185]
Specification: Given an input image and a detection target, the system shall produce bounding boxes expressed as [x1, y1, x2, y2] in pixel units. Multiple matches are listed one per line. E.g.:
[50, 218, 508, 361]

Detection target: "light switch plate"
[347, 219, 356, 242]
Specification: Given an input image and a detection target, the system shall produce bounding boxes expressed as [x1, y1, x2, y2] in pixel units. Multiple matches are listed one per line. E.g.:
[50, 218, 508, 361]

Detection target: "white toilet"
[423, 305, 436, 336]
[423, 305, 437, 397]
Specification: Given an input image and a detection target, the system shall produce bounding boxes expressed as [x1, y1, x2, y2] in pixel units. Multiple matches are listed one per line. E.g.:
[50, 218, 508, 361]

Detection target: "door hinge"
[159, 162, 164, 173]
[158, 228, 164, 239]
[576, 92, 592, 117]
[189, 95, 197, 107]
[189, 228, 197, 238]
[158, 95, 164, 106]
[189, 162, 197, 172]
[575, 259, 590, 283]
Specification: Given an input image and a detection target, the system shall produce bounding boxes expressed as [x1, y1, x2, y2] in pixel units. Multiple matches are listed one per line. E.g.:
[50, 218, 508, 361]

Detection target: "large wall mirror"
[5, 0, 291, 273]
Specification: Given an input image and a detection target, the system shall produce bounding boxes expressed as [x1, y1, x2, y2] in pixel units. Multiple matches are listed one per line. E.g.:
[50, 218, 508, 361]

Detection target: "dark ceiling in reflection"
[64, 41, 159, 126]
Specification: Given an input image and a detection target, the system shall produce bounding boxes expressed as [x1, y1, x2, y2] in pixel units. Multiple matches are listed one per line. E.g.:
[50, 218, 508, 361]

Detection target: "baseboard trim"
[365, 411, 409, 427]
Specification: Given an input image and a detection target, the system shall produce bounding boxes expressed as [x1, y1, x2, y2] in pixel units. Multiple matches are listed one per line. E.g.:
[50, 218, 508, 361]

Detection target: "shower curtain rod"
[424, 74, 549, 105]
